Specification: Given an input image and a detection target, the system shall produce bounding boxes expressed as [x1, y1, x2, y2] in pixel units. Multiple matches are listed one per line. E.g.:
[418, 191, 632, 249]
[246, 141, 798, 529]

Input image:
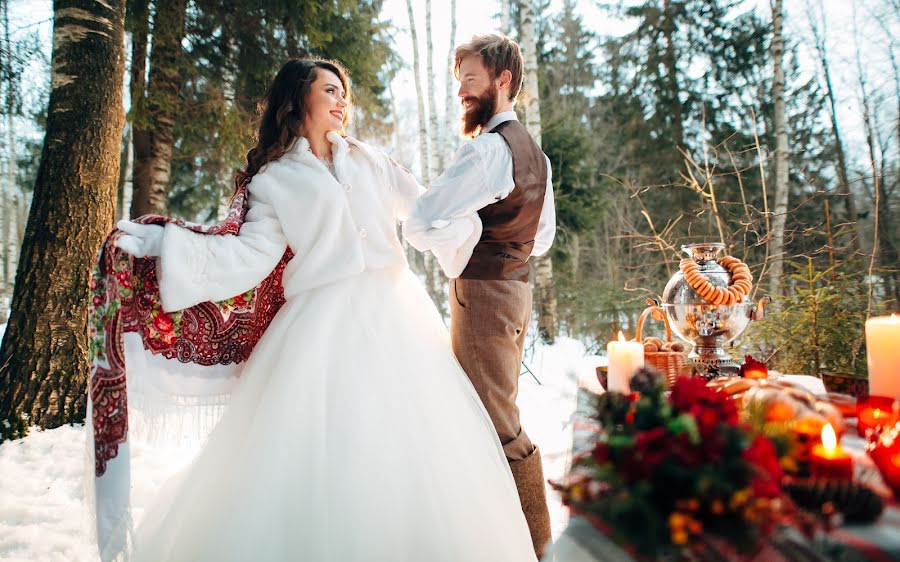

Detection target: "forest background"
[0, 0, 897, 437]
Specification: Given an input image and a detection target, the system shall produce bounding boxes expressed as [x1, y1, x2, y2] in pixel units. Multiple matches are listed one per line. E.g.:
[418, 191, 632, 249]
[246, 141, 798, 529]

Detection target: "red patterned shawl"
[87, 180, 293, 477]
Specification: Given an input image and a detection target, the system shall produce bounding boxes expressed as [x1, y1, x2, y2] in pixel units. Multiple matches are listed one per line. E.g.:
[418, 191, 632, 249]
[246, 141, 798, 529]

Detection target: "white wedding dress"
[125, 134, 537, 561]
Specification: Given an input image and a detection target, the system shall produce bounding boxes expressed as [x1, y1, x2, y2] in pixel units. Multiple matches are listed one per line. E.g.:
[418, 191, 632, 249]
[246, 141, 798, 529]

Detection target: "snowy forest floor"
[0, 319, 602, 562]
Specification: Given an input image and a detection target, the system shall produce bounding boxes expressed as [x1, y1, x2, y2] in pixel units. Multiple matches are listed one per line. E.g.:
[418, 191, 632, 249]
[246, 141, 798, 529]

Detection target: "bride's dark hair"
[236, 58, 351, 185]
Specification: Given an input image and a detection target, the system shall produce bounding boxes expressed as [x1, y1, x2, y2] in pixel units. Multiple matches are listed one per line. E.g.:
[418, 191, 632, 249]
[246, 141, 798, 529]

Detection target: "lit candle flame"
[821, 423, 837, 451]
[617, 331, 626, 342]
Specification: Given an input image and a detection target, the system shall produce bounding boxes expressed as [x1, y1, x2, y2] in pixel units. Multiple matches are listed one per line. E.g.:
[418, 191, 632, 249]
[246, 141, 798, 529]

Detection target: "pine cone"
[629, 366, 665, 395]
[785, 478, 885, 523]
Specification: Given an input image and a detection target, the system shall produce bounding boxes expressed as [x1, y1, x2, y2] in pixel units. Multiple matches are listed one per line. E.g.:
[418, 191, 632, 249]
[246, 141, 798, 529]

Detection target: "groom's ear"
[497, 69, 513, 94]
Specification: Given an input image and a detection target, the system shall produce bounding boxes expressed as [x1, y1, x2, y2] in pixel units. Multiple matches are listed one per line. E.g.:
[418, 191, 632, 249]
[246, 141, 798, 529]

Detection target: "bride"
[111, 58, 537, 561]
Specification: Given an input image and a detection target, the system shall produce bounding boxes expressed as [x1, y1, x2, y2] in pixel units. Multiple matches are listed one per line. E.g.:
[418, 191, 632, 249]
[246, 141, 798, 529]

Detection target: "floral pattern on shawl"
[88, 181, 293, 477]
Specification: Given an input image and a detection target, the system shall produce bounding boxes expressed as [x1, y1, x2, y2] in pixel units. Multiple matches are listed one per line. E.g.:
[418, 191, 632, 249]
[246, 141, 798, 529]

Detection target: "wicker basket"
[634, 305, 690, 388]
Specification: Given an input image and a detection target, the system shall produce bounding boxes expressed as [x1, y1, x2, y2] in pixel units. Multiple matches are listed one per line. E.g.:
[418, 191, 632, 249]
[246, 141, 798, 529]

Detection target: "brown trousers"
[449, 278, 534, 461]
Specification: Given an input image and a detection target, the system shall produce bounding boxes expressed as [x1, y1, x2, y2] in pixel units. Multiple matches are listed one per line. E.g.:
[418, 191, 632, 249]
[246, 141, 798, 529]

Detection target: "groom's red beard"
[460, 85, 498, 138]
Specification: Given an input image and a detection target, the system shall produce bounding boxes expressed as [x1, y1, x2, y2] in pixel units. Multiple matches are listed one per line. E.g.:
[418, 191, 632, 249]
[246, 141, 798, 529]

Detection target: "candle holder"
[809, 423, 853, 481]
[867, 421, 900, 499]
[856, 396, 900, 438]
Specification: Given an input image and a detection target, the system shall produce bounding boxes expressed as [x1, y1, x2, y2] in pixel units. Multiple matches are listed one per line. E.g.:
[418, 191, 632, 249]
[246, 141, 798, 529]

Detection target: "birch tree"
[407, 0, 445, 312]
[0, 0, 16, 324]
[116, 124, 133, 220]
[129, 0, 187, 217]
[444, 0, 458, 157]
[0, 0, 126, 437]
[426, 0, 442, 174]
[500, 0, 511, 35]
[769, 0, 789, 297]
[406, 0, 430, 186]
[519, 0, 557, 342]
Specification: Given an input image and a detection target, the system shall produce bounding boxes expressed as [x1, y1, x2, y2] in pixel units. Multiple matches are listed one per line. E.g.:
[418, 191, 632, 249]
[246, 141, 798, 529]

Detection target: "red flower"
[153, 312, 175, 334]
[671, 433, 705, 466]
[739, 355, 769, 378]
[635, 426, 670, 468]
[670, 377, 739, 437]
[92, 295, 102, 307]
[743, 435, 783, 498]
[670, 377, 718, 412]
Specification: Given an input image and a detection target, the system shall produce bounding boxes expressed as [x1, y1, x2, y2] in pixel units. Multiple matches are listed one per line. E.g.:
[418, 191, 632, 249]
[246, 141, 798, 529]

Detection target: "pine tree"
[0, 0, 126, 438]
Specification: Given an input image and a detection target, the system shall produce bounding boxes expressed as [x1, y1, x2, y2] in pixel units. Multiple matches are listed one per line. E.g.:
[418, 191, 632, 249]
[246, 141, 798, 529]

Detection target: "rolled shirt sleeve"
[403, 132, 556, 276]
[384, 155, 425, 222]
[402, 141, 508, 277]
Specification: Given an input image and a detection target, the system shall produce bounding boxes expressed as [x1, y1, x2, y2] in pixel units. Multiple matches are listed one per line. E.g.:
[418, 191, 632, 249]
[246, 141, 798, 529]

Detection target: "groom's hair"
[454, 34, 523, 102]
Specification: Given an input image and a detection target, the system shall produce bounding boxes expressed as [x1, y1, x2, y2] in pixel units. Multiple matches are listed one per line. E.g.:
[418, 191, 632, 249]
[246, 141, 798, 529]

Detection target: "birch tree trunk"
[500, 0, 511, 35]
[426, 0, 442, 174]
[407, 0, 445, 313]
[116, 123, 132, 221]
[769, 0, 790, 297]
[406, 0, 430, 186]
[444, 0, 458, 156]
[519, 0, 557, 342]
[0, 0, 16, 324]
[0, 0, 126, 437]
[129, 0, 186, 218]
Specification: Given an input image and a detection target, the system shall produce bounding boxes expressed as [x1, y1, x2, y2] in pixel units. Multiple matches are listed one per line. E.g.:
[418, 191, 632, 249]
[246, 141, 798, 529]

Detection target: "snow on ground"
[0, 336, 602, 561]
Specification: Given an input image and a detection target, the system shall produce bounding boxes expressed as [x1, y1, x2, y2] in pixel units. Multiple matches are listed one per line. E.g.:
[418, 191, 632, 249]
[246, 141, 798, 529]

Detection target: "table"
[546, 376, 900, 561]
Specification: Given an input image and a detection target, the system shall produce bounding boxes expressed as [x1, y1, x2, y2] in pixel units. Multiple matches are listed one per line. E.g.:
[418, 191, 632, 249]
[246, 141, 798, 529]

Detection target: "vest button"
[359, 228, 368, 239]
[343, 183, 352, 192]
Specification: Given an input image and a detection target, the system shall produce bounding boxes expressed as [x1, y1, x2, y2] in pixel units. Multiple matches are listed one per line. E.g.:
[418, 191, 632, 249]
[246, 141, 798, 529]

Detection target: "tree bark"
[519, 0, 557, 342]
[425, 0, 442, 174]
[116, 123, 133, 220]
[129, 0, 186, 218]
[444, 0, 458, 157]
[406, 0, 430, 185]
[769, 0, 790, 297]
[0, 0, 126, 437]
[1, 0, 17, 324]
[500, 0, 511, 35]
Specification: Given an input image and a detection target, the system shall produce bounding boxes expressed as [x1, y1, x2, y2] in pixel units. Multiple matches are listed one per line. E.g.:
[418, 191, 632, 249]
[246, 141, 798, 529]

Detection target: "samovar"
[657, 243, 769, 377]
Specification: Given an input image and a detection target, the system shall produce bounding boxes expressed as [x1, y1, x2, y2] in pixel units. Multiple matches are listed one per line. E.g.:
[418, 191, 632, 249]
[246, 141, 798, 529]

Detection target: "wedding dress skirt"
[132, 266, 537, 561]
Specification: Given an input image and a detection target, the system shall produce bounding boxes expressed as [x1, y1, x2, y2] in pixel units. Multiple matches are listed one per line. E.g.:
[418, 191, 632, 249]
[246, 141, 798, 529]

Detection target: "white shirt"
[156, 131, 422, 312]
[402, 111, 556, 278]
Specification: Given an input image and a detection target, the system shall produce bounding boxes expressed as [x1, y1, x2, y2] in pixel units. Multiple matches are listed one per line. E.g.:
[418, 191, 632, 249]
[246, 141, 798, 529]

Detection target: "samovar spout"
[750, 296, 771, 321]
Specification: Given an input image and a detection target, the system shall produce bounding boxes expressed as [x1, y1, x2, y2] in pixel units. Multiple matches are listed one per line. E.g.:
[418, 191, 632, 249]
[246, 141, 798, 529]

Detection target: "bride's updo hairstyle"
[236, 58, 351, 184]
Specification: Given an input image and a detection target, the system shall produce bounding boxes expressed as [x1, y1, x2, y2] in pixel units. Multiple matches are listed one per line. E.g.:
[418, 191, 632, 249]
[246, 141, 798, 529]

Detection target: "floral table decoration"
[553, 369, 807, 561]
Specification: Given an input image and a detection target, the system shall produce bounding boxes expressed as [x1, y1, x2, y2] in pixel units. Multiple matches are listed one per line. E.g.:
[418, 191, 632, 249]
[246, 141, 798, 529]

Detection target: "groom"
[403, 33, 556, 558]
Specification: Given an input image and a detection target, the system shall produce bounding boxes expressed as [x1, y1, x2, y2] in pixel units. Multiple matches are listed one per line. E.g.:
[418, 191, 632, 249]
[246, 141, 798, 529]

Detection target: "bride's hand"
[115, 220, 164, 258]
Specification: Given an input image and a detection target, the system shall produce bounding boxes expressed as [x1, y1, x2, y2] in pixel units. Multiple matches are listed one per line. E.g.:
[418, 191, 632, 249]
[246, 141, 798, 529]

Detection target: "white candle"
[606, 331, 644, 393]
[867, 314, 900, 397]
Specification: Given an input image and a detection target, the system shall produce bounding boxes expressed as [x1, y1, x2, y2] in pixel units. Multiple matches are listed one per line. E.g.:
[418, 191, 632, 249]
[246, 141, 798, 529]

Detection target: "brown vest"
[459, 120, 548, 283]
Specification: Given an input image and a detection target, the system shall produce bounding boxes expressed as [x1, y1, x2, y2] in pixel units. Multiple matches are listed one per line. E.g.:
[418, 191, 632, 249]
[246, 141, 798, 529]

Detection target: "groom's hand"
[115, 220, 164, 258]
